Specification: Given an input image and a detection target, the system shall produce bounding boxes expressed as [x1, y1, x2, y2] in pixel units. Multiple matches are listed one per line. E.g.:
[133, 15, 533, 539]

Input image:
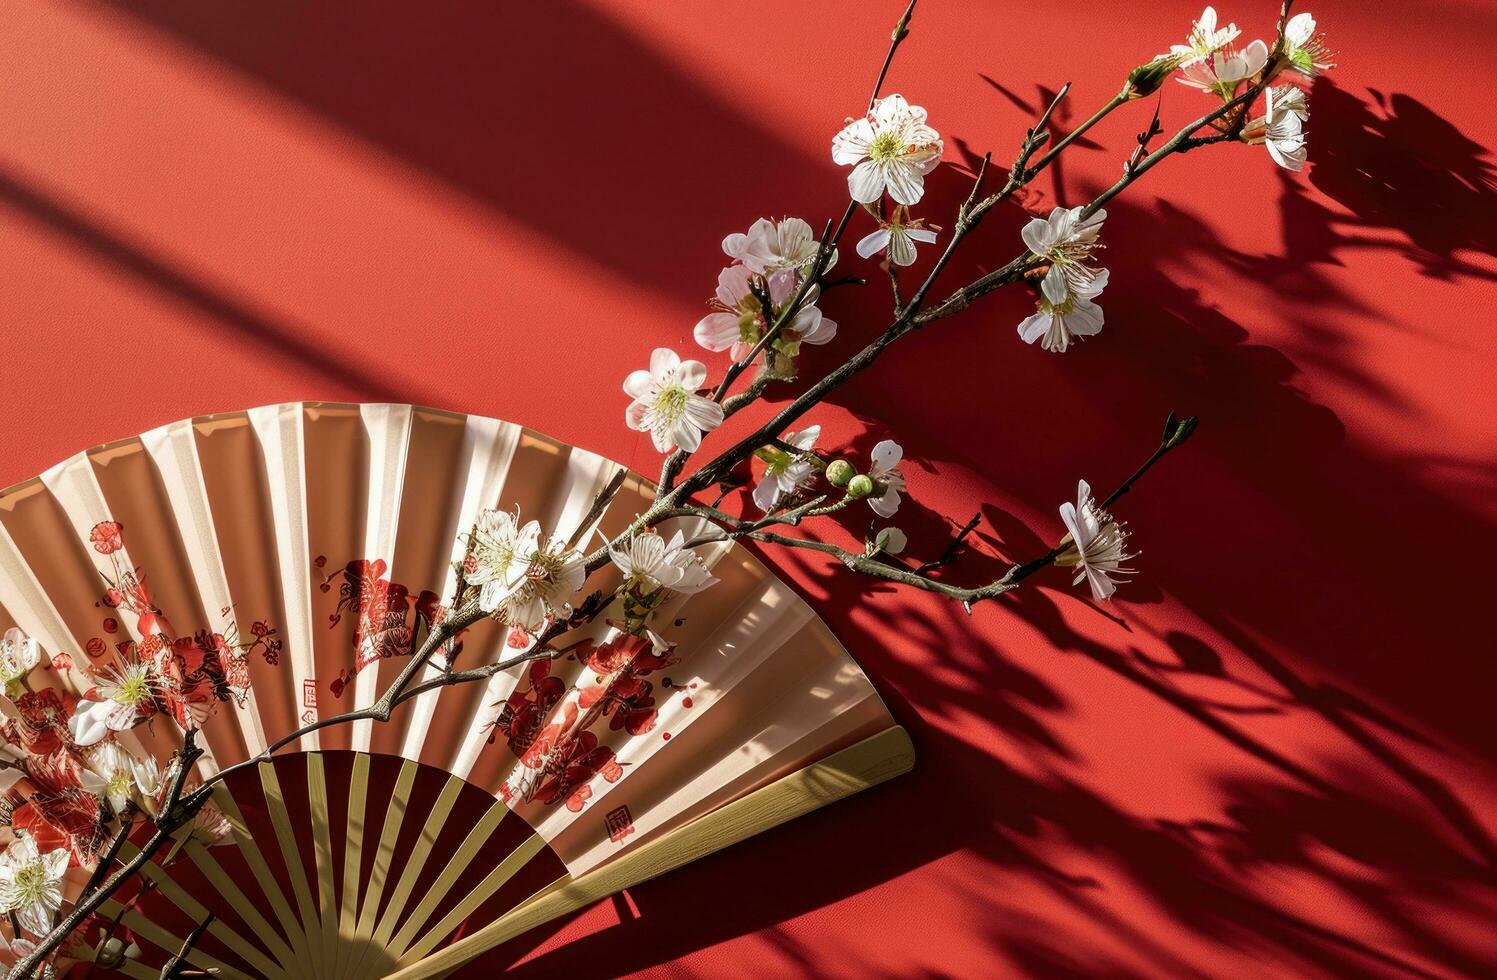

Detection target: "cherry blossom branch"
[868, 0, 919, 112]
[679, 413, 1195, 610]
[654, 0, 925, 498]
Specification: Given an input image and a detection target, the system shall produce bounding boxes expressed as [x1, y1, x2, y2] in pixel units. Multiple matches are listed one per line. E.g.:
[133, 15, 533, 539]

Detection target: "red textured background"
[3, 1, 1495, 977]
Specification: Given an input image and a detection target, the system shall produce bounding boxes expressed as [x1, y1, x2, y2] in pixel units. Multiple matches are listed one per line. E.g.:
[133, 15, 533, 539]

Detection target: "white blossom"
[1283, 12, 1334, 76]
[496, 536, 585, 633]
[467, 508, 542, 614]
[1017, 268, 1109, 353]
[694, 267, 835, 360]
[1244, 86, 1308, 171]
[0, 628, 39, 698]
[624, 348, 725, 453]
[1056, 479, 1136, 601]
[1021, 206, 1107, 301]
[1178, 39, 1269, 97]
[722, 217, 833, 276]
[1170, 7, 1241, 66]
[867, 439, 907, 518]
[78, 742, 141, 813]
[609, 530, 718, 595]
[131, 755, 163, 817]
[856, 209, 938, 267]
[832, 94, 943, 206]
[0, 837, 68, 936]
[70, 661, 157, 746]
[753, 426, 821, 512]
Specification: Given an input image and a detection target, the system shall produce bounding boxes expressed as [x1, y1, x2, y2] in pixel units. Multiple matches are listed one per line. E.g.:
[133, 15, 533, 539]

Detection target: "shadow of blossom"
[1306, 79, 1497, 283]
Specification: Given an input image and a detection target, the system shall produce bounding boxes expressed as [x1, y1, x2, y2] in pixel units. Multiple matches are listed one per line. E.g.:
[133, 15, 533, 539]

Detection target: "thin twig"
[157, 913, 214, 979]
[868, 0, 919, 110]
[914, 512, 983, 575]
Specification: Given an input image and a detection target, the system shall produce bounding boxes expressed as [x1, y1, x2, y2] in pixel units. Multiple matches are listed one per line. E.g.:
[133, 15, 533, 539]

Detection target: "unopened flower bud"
[846, 474, 875, 499]
[826, 459, 856, 487]
[1124, 55, 1182, 99]
[873, 527, 908, 555]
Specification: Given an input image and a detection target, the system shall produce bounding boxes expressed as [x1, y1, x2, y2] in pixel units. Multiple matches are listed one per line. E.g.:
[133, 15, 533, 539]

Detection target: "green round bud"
[846, 474, 875, 499]
[826, 459, 855, 487]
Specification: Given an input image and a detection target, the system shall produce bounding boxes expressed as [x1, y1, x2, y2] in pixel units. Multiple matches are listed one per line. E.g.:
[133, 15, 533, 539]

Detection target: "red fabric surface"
[2, 1, 1495, 976]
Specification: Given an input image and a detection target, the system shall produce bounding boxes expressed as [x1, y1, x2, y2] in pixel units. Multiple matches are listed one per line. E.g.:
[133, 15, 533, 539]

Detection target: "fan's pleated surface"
[0, 404, 906, 976]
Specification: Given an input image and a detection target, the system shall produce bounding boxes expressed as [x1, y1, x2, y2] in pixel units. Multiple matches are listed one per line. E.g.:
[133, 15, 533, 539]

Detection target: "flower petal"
[684, 395, 725, 432]
[882, 161, 926, 206]
[856, 228, 891, 259]
[831, 118, 876, 165]
[847, 160, 886, 203]
[677, 359, 708, 391]
[694, 313, 742, 352]
[648, 347, 679, 377]
[869, 487, 902, 518]
[871, 439, 903, 472]
[623, 369, 654, 398]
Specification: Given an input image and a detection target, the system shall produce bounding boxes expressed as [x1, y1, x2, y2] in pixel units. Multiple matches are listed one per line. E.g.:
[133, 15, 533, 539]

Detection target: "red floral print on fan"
[12, 786, 105, 866]
[324, 558, 447, 673]
[4, 690, 79, 755]
[529, 731, 625, 812]
[88, 521, 124, 555]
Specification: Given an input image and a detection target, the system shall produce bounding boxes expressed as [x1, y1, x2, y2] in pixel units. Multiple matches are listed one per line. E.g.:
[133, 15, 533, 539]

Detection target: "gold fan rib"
[389, 725, 915, 978]
[97, 897, 254, 980]
[306, 753, 341, 973]
[212, 784, 316, 969]
[184, 839, 298, 968]
[398, 831, 550, 965]
[383, 798, 510, 960]
[336, 752, 372, 977]
[345, 758, 419, 980]
[115, 841, 284, 980]
[357, 774, 464, 980]
[259, 759, 326, 977]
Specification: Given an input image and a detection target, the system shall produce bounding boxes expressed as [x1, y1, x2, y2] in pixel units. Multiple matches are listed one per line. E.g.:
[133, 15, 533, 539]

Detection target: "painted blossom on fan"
[1178, 38, 1268, 98]
[694, 266, 836, 363]
[1282, 12, 1334, 77]
[467, 508, 542, 615]
[1056, 479, 1136, 601]
[1170, 6, 1241, 66]
[1243, 85, 1308, 171]
[1018, 267, 1109, 353]
[856, 208, 939, 267]
[0, 837, 68, 936]
[624, 348, 725, 453]
[832, 94, 943, 205]
[722, 217, 834, 276]
[867, 439, 908, 518]
[608, 530, 718, 595]
[88, 521, 125, 555]
[753, 425, 822, 512]
[0, 628, 39, 699]
[68, 661, 158, 746]
[1021, 205, 1107, 303]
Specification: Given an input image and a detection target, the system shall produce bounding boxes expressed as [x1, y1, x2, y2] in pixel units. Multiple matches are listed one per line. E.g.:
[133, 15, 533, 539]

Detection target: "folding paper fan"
[0, 403, 912, 978]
